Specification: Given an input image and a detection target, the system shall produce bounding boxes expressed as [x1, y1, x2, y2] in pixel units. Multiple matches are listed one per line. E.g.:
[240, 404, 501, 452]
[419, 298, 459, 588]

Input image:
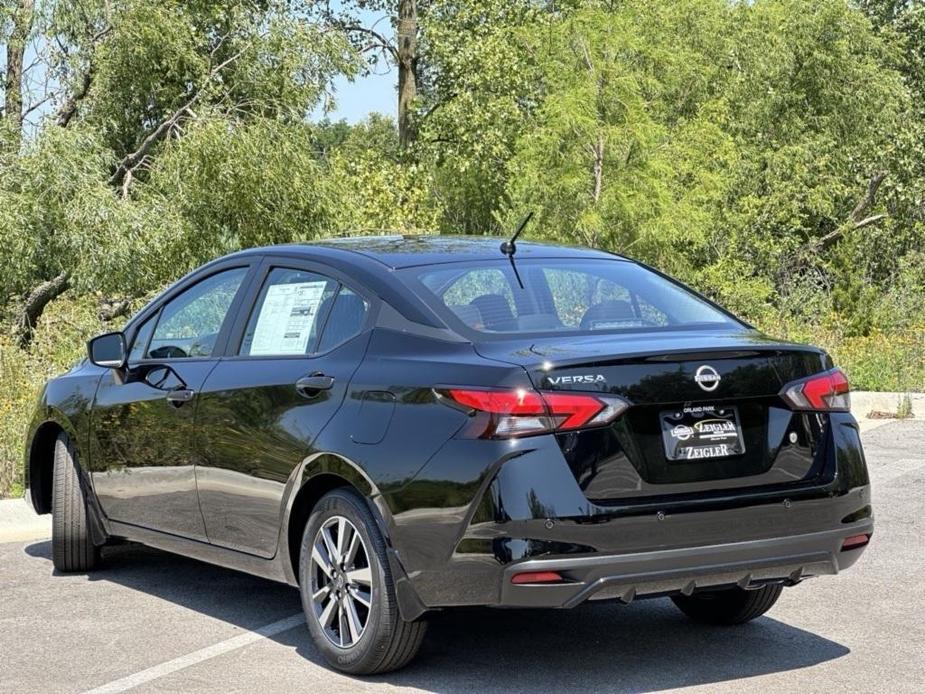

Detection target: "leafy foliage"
[0, 0, 923, 496]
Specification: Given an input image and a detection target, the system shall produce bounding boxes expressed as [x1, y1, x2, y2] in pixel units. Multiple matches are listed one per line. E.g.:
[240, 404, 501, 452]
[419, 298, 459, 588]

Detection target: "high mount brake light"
[439, 388, 630, 439]
[780, 368, 851, 412]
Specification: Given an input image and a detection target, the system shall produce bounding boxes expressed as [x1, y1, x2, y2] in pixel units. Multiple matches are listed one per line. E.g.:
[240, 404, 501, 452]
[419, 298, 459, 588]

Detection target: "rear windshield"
[400, 259, 742, 337]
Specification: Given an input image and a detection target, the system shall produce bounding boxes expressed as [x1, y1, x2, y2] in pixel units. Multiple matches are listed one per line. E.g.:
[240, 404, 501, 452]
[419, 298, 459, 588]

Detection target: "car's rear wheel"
[299, 488, 427, 674]
[671, 584, 783, 625]
[51, 433, 100, 572]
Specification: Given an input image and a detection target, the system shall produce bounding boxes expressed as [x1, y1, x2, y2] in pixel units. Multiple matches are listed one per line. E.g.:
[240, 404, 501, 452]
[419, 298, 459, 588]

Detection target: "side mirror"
[88, 332, 127, 369]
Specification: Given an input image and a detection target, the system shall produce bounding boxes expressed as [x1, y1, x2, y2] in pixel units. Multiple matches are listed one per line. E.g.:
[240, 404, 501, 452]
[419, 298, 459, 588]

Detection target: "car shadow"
[25, 540, 849, 692]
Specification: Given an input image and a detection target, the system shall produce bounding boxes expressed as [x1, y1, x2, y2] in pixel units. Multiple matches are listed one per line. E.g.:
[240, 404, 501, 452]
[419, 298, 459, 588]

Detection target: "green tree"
[0, 0, 354, 343]
[416, 0, 544, 234]
[315, 0, 423, 147]
[505, 1, 736, 274]
[504, 0, 914, 325]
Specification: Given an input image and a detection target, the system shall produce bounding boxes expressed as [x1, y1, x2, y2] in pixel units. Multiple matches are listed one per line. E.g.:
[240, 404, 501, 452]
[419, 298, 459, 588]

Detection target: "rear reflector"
[780, 368, 851, 412]
[439, 387, 630, 438]
[841, 534, 871, 551]
[511, 571, 564, 585]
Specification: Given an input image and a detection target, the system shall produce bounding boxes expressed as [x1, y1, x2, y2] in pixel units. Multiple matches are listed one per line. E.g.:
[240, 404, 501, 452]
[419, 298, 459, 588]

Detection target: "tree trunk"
[591, 133, 605, 204]
[850, 171, 887, 224]
[56, 68, 93, 128]
[17, 272, 71, 348]
[794, 171, 889, 257]
[3, 0, 35, 139]
[98, 298, 131, 323]
[397, 0, 418, 148]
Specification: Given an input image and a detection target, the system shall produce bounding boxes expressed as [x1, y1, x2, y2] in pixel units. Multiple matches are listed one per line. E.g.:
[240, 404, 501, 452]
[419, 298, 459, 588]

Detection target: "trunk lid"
[475, 329, 834, 502]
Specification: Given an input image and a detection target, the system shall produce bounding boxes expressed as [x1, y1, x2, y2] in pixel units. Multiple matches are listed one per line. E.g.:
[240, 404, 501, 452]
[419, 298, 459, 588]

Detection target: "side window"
[127, 312, 157, 362]
[147, 267, 248, 360]
[240, 268, 337, 357]
[317, 287, 370, 353]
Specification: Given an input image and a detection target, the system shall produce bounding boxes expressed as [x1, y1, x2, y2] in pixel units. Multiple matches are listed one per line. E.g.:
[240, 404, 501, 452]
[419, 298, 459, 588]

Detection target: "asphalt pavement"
[1, 420, 923, 693]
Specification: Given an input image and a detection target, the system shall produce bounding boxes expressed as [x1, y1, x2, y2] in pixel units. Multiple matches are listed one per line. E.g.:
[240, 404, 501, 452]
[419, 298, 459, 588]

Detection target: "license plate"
[660, 405, 745, 462]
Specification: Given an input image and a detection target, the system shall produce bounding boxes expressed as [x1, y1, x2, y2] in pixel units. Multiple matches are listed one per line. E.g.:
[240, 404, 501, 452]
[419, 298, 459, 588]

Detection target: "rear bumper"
[499, 522, 873, 608]
[387, 412, 873, 612]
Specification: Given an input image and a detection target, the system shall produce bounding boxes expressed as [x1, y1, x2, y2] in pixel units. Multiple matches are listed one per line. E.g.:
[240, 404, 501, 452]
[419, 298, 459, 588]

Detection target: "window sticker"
[250, 281, 327, 355]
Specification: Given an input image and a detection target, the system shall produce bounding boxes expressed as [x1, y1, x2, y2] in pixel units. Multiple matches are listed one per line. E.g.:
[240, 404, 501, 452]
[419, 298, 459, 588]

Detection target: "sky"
[319, 3, 396, 124]
[323, 69, 396, 123]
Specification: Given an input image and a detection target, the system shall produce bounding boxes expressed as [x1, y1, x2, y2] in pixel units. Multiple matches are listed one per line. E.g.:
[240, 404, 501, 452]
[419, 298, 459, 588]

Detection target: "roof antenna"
[501, 212, 533, 289]
[501, 211, 533, 256]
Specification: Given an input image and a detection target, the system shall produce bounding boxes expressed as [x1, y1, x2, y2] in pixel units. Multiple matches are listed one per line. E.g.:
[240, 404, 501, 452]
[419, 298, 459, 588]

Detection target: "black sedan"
[23, 236, 873, 674]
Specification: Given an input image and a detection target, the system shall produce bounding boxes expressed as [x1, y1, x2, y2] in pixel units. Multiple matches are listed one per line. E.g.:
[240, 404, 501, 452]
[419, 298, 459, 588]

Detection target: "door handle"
[296, 375, 335, 397]
[166, 388, 196, 407]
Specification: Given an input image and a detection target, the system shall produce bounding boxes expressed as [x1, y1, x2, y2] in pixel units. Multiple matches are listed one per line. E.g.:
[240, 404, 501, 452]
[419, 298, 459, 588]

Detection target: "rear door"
[91, 264, 254, 539]
[194, 258, 374, 557]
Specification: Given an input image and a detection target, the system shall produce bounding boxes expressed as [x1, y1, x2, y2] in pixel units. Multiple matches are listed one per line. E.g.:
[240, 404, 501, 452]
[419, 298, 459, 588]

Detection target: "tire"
[671, 584, 783, 625]
[51, 433, 100, 572]
[299, 488, 427, 674]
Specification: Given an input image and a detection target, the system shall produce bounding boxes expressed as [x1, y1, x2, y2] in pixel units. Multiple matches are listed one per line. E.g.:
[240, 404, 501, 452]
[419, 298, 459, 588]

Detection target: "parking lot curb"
[0, 498, 50, 543]
[851, 391, 924, 419]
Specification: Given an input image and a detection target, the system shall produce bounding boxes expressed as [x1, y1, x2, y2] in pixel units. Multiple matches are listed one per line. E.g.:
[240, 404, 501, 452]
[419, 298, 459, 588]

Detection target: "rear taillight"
[438, 387, 630, 439]
[780, 368, 851, 412]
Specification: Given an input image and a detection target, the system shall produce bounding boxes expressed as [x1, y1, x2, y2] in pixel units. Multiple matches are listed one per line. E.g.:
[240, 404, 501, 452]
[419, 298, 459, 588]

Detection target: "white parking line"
[82, 613, 306, 694]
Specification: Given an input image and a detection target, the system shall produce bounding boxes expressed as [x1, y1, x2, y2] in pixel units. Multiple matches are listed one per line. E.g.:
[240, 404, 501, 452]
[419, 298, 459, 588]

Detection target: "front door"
[90, 266, 251, 540]
[194, 264, 373, 557]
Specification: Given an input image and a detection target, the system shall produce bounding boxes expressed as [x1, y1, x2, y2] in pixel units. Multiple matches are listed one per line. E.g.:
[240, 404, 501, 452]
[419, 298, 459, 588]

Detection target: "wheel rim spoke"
[321, 526, 340, 564]
[338, 601, 349, 647]
[336, 517, 349, 562]
[344, 530, 360, 567]
[319, 594, 338, 628]
[349, 585, 371, 608]
[311, 543, 334, 578]
[346, 566, 372, 586]
[344, 595, 363, 644]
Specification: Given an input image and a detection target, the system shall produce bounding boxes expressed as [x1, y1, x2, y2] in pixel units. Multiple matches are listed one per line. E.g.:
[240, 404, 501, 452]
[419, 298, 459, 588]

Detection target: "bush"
[828, 330, 925, 392]
[0, 296, 110, 498]
[769, 320, 925, 392]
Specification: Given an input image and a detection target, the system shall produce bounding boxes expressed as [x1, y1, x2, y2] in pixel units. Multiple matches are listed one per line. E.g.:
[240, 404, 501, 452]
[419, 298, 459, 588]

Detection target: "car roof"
[235, 235, 623, 269]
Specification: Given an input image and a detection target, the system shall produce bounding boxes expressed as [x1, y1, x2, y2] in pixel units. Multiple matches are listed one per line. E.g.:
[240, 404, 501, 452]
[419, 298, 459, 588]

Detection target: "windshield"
[400, 259, 743, 337]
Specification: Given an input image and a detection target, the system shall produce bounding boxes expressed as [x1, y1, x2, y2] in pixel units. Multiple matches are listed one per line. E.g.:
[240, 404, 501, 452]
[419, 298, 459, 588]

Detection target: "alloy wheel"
[309, 515, 373, 648]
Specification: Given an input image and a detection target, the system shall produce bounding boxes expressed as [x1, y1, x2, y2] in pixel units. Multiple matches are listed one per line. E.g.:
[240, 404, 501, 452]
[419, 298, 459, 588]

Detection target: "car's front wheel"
[299, 488, 427, 674]
[671, 584, 783, 625]
[51, 433, 100, 572]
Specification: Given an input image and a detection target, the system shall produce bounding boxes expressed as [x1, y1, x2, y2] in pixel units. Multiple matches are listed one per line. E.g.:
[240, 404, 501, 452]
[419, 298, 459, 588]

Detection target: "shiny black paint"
[23, 237, 872, 620]
[385, 412, 870, 607]
[311, 234, 621, 268]
[91, 360, 219, 540]
[195, 333, 373, 557]
[87, 259, 260, 540]
[474, 332, 834, 498]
